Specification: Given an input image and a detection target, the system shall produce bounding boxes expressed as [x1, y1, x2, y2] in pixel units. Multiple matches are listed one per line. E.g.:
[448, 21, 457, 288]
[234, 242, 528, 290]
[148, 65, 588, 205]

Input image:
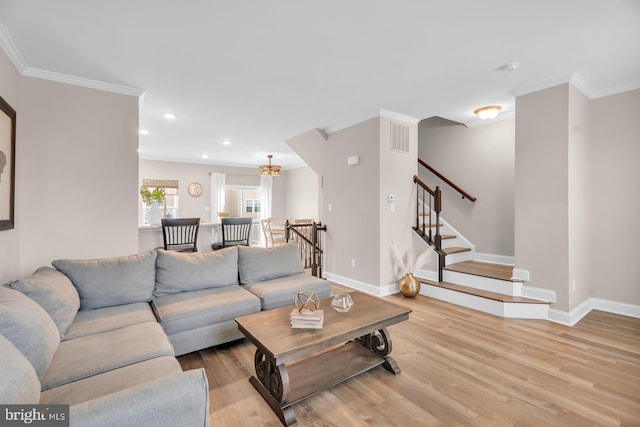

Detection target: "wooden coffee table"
[235, 291, 411, 426]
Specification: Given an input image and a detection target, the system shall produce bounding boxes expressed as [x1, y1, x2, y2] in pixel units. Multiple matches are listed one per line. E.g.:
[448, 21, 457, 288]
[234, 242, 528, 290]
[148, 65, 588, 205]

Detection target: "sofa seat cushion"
[41, 321, 174, 391]
[0, 334, 41, 404]
[52, 251, 157, 310]
[238, 243, 304, 284]
[7, 266, 80, 339]
[0, 287, 60, 381]
[41, 356, 182, 405]
[242, 273, 331, 310]
[152, 285, 260, 336]
[154, 247, 239, 297]
[64, 302, 156, 341]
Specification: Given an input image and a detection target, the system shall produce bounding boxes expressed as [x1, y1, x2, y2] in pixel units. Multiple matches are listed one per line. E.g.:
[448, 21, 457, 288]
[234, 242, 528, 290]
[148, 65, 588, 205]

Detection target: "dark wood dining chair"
[212, 217, 252, 250]
[161, 218, 200, 252]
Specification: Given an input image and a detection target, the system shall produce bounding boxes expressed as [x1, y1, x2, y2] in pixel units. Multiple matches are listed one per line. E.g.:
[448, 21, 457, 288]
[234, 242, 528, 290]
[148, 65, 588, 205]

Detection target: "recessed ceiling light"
[139, 129, 149, 135]
[222, 140, 231, 146]
[137, 148, 142, 153]
[202, 154, 209, 159]
[163, 113, 176, 120]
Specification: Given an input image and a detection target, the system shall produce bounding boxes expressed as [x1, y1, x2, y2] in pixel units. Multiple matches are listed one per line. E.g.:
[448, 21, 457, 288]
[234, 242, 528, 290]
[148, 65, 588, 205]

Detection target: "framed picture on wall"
[0, 95, 16, 231]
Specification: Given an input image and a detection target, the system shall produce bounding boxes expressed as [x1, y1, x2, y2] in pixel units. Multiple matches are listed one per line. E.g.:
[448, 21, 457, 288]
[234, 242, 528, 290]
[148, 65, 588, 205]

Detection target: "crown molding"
[0, 23, 143, 97]
[0, 23, 28, 73]
[379, 109, 420, 124]
[22, 67, 144, 97]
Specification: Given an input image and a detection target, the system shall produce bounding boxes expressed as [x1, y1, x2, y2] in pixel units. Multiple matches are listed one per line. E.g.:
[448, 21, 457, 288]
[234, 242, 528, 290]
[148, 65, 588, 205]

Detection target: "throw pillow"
[0, 333, 41, 404]
[52, 251, 157, 310]
[154, 247, 239, 297]
[0, 287, 60, 381]
[238, 243, 304, 284]
[8, 266, 80, 339]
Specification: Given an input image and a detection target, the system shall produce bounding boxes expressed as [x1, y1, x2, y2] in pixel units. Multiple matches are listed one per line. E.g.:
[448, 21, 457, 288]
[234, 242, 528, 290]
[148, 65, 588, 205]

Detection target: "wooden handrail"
[285, 221, 327, 277]
[418, 158, 477, 202]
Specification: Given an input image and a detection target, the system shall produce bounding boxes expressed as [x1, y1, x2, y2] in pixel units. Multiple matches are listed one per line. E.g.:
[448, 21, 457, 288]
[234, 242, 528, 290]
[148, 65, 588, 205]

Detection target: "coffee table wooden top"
[235, 291, 411, 365]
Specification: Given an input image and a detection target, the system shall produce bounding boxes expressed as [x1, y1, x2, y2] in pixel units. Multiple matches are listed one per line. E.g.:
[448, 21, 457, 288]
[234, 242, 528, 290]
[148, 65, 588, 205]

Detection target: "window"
[141, 179, 179, 224]
[245, 199, 260, 213]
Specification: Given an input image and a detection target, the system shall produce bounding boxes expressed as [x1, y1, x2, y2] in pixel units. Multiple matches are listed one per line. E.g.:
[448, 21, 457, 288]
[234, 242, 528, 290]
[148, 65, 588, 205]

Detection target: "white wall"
[285, 166, 319, 221]
[418, 117, 515, 257]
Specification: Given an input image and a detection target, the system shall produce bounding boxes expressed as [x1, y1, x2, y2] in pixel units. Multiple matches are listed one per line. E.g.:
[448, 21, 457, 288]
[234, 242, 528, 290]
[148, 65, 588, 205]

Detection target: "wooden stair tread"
[417, 279, 548, 304]
[444, 260, 522, 282]
[442, 246, 471, 255]
[441, 234, 455, 240]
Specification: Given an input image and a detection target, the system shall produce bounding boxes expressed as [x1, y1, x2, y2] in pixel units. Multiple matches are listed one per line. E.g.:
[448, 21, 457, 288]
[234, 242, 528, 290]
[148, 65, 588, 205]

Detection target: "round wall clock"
[188, 182, 203, 197]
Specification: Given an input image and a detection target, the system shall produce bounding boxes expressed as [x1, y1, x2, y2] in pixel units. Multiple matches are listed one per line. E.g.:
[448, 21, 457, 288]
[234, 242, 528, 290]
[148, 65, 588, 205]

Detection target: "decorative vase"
[398, 273, 420, 298]
[148, 202, 163, 225]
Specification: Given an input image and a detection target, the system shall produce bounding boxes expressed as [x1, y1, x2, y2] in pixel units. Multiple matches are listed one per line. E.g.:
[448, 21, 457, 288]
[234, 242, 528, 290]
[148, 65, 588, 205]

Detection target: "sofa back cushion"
[154, 247, 239, 297]
[7, 266, 80, 339]
[238, 243, 304, 285]
[52, 251, 157, 310]
[0, 286, 60, 381]
[0, 334, 41, 404]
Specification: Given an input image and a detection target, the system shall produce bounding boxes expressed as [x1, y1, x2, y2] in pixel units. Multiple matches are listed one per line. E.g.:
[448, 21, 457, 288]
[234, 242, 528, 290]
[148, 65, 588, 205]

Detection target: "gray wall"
[285, 166, 319, 221]
[0, 47, 140, 283]
[322, 118, 381, 285]
[591, 89, 640, 306]
[418, 117, 515, 257]
[515, 84, 571, 311]
[515, 84, 640, 311]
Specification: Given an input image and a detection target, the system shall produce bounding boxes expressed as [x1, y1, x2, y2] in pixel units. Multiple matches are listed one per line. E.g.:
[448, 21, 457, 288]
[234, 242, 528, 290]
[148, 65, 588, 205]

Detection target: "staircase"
[412, 168, 549, 320]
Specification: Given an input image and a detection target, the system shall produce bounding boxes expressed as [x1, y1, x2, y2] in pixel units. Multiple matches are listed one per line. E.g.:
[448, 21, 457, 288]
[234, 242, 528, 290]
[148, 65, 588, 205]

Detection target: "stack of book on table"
[290, 309, 324, 329]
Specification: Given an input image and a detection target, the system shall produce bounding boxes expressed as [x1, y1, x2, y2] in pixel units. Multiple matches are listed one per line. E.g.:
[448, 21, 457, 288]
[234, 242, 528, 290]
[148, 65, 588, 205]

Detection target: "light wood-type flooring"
[178, 285, 640, 426]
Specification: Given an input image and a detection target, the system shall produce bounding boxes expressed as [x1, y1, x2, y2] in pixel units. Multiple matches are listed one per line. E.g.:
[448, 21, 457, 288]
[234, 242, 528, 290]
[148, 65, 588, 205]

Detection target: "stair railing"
[285, 220, 327, 278]
[418, 158, 477, 202]
[413, 175, 446, 281]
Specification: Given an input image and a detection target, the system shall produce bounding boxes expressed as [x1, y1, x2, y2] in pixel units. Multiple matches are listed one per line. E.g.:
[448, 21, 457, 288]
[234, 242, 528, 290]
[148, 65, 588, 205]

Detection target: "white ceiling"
[1, 1, 639, 170]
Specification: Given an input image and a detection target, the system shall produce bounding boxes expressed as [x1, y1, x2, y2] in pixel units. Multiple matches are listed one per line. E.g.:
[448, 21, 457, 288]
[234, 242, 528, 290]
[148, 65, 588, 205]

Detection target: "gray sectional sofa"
[0, 243, 330, 426]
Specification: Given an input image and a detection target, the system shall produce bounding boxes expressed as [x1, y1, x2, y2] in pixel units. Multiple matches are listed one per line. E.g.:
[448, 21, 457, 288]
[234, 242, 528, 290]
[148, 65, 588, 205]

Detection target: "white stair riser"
[421, 284, 548, 320]
[442, 270, 522, 296]
[443, 251, 472, 265]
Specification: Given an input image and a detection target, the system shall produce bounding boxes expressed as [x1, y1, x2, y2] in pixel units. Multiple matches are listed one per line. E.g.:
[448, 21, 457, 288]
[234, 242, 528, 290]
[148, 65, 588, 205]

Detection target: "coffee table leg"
[355, 328, 401, 375]
[253, 348, 296, 426]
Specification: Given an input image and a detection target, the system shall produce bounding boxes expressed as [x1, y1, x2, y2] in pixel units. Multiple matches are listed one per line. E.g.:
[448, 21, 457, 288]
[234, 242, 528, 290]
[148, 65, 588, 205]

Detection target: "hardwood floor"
[178, 286, 640, 426]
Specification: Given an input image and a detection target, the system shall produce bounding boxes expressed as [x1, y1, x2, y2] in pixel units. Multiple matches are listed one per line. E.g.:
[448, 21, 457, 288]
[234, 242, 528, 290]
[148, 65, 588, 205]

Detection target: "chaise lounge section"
[1, 242, 330, 426]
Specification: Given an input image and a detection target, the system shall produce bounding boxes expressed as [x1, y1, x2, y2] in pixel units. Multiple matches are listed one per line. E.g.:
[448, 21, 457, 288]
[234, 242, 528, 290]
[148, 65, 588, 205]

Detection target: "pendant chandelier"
[258, 154, 281, 177]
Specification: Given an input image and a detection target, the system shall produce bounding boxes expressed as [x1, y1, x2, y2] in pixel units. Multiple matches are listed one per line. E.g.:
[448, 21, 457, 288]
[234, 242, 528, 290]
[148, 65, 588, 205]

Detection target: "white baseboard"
[521, 285, 556, 303]
[323, 272, 396, 297]
[548, 297, 640, 326]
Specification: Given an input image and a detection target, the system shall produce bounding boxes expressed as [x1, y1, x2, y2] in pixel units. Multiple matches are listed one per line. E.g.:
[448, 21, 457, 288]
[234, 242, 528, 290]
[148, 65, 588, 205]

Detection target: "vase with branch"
[390, 240, 433, 297]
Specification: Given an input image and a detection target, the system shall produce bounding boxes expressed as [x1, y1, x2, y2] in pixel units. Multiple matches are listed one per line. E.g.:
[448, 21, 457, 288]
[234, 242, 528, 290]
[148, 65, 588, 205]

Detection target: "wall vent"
[390, 121, 410, 153]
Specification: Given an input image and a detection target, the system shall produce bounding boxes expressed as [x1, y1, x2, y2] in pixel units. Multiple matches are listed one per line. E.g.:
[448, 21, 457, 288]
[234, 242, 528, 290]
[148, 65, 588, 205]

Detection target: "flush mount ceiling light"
[258, 154, 281, 177]
[163, 113, 176, 120]
[474, 105, 502, 120]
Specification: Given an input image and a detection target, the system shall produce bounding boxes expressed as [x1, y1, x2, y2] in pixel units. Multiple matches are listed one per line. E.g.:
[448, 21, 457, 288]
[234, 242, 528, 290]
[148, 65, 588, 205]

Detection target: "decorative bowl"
[331, 294, 353, 312]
